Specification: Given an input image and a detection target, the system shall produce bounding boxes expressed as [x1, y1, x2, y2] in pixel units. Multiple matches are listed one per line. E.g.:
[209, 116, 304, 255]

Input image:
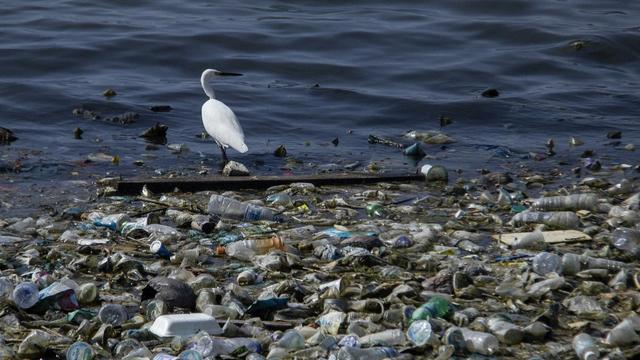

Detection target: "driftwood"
[113, 173, 425, 195]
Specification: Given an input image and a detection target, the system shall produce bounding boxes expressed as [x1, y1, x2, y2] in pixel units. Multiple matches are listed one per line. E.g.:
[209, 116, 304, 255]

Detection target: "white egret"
[200, 68, 247, 163]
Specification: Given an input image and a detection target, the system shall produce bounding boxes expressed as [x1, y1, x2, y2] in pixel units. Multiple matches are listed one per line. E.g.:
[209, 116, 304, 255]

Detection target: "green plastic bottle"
[410, 296, 452, 323]
[365, 202, 386, 217]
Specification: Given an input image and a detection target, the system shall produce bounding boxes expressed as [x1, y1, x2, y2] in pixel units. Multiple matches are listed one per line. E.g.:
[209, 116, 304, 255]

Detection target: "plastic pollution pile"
[0, 169, 639, 359]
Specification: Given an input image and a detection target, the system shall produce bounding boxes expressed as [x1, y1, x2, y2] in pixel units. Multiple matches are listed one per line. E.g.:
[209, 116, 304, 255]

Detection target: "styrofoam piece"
[149, 313, 222, 337]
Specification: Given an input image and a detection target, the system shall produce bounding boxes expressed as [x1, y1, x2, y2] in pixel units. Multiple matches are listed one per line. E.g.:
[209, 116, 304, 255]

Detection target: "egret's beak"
[216, 71, 243, 76]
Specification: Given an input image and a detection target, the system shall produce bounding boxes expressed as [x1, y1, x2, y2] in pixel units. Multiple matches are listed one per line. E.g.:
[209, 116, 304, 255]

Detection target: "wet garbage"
[0, 165, 640, 359]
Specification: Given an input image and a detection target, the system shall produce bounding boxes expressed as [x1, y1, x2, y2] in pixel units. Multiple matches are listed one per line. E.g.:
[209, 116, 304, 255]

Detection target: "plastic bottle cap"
[150, 241, 163, 252]
[273, 235, 284, 249]
[582, 351, 598, 360]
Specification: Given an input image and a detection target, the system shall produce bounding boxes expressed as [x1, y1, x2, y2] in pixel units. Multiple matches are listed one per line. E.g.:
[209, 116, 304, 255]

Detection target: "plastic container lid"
[149, 313, 222, 338]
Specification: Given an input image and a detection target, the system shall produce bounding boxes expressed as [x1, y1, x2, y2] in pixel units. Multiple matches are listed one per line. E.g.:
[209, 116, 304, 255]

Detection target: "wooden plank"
[114, 173, 425, 195]
[493, 230, 591, 246]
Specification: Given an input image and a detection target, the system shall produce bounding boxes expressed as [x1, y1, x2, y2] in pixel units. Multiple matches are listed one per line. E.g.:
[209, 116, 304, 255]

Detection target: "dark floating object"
[149, 105, 172, 113]
[607, 131, 621, 139]
[0, 127, 17, 144]
[331, 137, 339, 146]
[102, 88, 117, 97]
[74, 127, 83, 139]
[140, 122, 168, 145]
[580, 150, 595, 158]
[114, 173, 425, 195]
[403, 143, 426, 158]
[106, 111, 139, 125]
[141, 276, 196, 310]
[274, 145, 287, 157]
[439, 115, 452, 128]
[481, 88, 500, 98]
[368, 134, 404, 149]
[72, 107, 138, 124]
[545, 138, 555, 156]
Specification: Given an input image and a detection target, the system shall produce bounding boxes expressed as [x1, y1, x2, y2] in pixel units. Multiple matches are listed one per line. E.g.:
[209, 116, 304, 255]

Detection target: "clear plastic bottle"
[12, 282, 39, 309]
[606, 317, 640, 347]
[223, 236, 284, 260]
[98, 303, 128, 326]
[207, 195, 277, 222]
[532, 193, 598, 211]
[407, 319, 433, 346]
[532, 252, 562, 275]
[359, 329, 406, 347]
[532, 252, 629, 276]
[193, 335, 261, 357]
[572, 333, 599, 360]
[335, 346, 399, 360]
[166, 209, 193, 227]
[66, 341, 94, 360]
[93, 213, 131, 231]
[611, 227, 640, 256]
[459, 327, 500, 355]
[512, 211, 579, 229]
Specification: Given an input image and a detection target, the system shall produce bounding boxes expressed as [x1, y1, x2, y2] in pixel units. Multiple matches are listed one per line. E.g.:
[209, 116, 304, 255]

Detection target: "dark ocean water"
[1, 0, 639, 198]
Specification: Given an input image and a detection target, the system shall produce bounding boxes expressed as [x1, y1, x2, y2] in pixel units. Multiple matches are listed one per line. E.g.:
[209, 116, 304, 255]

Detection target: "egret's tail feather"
[236, 143, 249, 153]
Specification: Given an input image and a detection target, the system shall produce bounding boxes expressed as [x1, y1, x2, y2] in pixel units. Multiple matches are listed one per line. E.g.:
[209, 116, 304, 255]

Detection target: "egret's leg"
[219, 144, 229, 164]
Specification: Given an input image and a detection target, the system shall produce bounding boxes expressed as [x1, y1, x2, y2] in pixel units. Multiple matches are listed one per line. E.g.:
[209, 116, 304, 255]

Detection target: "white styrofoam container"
[149, 313, 222, 337]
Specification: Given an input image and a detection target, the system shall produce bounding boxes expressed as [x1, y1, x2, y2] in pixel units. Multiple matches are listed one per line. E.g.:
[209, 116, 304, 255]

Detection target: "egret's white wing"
[202, 99, 248, 153]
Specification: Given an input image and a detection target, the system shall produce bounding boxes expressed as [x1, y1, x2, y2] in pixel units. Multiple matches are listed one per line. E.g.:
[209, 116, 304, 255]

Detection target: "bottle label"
[244, 206, 262, 221]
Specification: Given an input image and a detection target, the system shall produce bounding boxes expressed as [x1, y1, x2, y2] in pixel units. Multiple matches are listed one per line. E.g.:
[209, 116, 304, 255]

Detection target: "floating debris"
[149, 105, 173, 112]
[481, 88, 500, 98]
[140, 122, 168, 144]
[0, 127, 17, 144]
[73, 127, 83, 139]
[274, 144, 287, 157]
[102, 88, 117, 97]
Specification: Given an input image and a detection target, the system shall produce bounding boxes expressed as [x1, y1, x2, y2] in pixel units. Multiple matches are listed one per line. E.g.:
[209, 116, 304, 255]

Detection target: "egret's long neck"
[201, 72, 215, 99]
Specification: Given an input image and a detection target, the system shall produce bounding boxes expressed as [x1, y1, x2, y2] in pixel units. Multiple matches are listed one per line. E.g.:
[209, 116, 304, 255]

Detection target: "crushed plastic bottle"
[610, 227, 640, 257]
[207, 194, 280, 222]
[487, 315, 524, 345]
[458, 327, 500, 355]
